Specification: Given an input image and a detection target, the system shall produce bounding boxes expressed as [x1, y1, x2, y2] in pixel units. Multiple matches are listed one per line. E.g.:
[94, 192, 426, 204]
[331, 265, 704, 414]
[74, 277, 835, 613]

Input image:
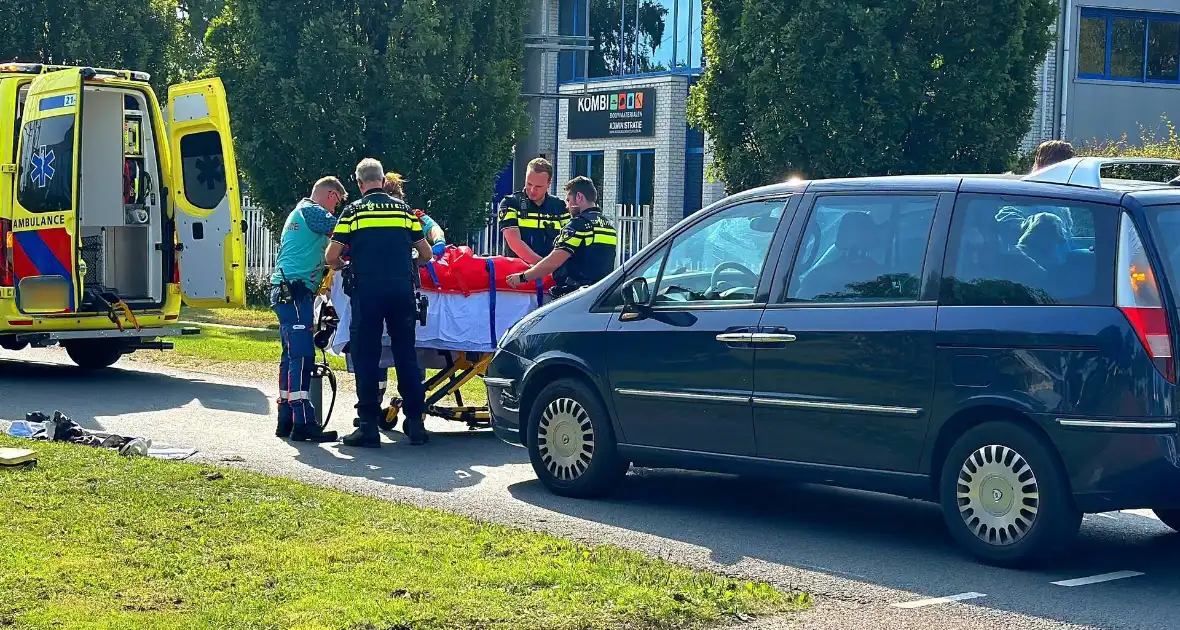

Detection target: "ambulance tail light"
[0, 219, 12, 287]
[1117, 213, 1176, 384]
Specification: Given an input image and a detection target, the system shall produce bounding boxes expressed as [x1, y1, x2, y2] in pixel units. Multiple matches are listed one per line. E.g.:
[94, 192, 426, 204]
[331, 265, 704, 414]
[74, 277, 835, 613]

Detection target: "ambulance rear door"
[167, 77, 246, 308]
[9, 68, 86, 314]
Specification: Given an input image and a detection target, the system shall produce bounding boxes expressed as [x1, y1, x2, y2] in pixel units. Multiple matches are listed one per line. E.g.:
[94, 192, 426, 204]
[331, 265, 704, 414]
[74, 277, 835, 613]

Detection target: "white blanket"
[322, 269, 542, 367]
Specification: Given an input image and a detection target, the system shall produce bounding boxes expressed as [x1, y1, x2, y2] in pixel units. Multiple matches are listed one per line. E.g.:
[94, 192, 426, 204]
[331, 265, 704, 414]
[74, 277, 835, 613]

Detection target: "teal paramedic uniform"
[271, 199, 338, 440]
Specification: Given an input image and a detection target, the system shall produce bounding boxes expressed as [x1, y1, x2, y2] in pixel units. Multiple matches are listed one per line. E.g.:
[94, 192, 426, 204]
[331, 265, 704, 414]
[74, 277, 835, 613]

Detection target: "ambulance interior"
[16, 83, 165, 308]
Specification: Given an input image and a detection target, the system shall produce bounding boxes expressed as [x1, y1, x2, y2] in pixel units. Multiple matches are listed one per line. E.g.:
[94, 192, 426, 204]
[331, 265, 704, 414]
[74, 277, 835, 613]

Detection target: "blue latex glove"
[432, 241, 446, 257]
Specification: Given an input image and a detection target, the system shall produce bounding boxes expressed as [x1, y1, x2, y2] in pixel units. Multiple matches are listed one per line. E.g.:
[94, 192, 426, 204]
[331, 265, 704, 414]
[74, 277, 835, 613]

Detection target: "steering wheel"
[710, 261, 758, 296]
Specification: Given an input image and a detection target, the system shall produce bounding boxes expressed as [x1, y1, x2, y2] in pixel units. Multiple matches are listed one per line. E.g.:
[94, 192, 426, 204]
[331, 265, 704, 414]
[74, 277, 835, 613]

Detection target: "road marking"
[1095, 512, 1119, 520]
[890, 592, 986, 608]
[1122, 509, 1160, 520]
[1051, 570, 1144, 587]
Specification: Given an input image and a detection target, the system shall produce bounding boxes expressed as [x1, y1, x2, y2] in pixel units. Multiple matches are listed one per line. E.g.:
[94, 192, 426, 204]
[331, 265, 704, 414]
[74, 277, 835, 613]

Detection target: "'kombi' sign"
[567, 88, 656, 139]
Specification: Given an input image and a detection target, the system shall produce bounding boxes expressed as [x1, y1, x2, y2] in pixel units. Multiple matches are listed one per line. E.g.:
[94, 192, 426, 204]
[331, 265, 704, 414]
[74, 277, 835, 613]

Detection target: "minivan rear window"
[1144, 205, 1180, 301]
[941, 193, 1117, 306]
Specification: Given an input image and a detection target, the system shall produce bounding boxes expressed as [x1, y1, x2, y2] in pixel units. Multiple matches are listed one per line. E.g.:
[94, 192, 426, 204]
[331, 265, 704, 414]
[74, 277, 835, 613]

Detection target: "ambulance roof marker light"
[0, 62, 40, 75]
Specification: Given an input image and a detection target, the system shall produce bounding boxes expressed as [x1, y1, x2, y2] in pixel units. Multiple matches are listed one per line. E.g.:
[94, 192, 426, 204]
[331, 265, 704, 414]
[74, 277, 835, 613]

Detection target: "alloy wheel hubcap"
[537, 397, 595, 481]
[956, 444, 1040, 546]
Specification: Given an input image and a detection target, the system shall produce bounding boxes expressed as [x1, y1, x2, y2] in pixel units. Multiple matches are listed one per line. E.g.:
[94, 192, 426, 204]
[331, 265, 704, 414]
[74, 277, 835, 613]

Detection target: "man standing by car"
[498, 158, 570, 262]
[271, 176, 348, 442]
[506, 176, 616, 297]
[326, 158, 434, 448]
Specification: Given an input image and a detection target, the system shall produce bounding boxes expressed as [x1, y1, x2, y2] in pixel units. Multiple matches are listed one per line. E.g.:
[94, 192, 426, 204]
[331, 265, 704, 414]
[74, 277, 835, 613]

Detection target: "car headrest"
[835, 212, 875, 251]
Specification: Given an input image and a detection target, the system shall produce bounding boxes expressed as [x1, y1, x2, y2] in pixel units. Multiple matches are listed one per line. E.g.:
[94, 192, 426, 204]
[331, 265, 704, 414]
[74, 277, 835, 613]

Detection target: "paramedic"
[326, 158, 433, 449]
[507, 176, 616, 297]
[271, 176, 348, 442]
[498, 157, 570, 263]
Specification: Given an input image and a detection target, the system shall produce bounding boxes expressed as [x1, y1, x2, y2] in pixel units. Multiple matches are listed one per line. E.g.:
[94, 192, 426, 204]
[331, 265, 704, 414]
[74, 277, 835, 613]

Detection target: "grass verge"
[0, 439, 808, 629]
[181, 306, 279, 330]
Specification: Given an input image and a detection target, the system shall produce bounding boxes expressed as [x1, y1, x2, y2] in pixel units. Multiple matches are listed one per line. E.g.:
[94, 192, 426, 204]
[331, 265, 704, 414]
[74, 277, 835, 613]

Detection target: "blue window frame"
[1078, 8, 1180, 84]
[617, 149, 655, 208]
[558, 0, 588, 83]
[571, 151, 605, 193]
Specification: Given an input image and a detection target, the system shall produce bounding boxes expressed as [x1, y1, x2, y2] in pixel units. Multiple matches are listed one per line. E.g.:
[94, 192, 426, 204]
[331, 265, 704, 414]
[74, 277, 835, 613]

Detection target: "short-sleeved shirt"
[497, 190, 571, 258]
[330, 191, 425, 285]
[552, 208, 617, 288]
[271, 198, 338, 289]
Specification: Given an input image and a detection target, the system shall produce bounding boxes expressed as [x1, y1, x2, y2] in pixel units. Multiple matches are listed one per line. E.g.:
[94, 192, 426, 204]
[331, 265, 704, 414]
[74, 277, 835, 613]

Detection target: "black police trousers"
[348, 282, 426, 425]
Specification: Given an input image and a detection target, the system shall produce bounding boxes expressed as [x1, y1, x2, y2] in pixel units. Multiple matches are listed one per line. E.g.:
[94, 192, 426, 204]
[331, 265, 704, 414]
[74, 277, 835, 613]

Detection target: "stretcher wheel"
[379, 399, 402, 432]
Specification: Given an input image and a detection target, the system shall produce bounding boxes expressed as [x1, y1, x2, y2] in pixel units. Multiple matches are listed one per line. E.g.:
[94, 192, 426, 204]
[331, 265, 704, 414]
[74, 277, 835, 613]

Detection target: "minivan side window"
[940, 193, 1117, 306]
[649, 199, 785, 305]
[599, 244, 668, 309]
[783, 194, 938, 302]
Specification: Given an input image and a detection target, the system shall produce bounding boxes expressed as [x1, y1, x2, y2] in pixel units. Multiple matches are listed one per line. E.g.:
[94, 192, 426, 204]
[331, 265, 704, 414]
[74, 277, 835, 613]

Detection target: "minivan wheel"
[64, 341, 125, 370]
[1151, 509, 1180, 532]
[939, 421, 1081, 568]
[526, 378, 629, 499]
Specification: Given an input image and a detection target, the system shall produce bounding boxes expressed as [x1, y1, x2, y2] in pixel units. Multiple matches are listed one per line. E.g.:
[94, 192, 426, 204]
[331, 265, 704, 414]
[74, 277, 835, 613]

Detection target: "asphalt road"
[3, 347, 1178, 630]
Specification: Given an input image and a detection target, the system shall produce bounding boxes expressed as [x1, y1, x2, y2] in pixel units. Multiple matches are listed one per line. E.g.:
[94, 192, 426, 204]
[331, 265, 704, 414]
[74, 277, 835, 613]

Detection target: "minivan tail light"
[1116, 213, 1176, 383]
[0, 219, 12, 287]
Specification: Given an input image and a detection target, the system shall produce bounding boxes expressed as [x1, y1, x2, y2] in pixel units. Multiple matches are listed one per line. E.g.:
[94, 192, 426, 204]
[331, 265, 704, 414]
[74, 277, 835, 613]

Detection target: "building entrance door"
[618, 149, 655, 208]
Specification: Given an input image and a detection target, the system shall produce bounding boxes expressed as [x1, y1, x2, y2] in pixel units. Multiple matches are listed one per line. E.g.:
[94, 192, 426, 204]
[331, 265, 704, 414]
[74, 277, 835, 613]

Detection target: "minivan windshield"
[1146, 204, 1180, 301]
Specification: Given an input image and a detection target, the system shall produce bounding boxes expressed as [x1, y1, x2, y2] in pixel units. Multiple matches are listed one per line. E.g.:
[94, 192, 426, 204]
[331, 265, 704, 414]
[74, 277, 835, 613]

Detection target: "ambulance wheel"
[379, 399, 402, 432]
[64, 341, 124, 370]
[527, 378, 629, 499]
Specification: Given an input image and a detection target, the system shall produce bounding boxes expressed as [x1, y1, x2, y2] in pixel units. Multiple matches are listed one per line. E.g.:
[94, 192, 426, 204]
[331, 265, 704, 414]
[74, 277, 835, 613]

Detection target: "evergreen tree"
[688, 0, 1057, 192]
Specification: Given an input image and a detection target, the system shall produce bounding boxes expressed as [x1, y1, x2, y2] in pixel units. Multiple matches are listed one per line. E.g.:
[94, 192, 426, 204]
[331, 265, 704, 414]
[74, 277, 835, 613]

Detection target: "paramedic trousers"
[350, 282, 426, 425]
[271, 282, 316, 427]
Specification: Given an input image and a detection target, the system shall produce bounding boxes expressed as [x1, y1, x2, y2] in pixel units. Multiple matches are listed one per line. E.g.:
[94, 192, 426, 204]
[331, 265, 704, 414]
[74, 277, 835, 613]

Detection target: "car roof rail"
[1022, 156, 1180, 189]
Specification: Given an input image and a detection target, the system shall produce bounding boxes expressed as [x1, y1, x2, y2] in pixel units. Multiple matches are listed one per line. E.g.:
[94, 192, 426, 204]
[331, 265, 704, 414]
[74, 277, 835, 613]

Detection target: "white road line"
[1095, 512, 1119, 520]
[1051, 570, 1144, 587]
[890, 592, 986, 608]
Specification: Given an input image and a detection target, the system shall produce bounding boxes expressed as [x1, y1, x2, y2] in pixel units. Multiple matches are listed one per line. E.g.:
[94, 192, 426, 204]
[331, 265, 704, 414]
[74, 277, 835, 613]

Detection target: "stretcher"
[316, 246, 554, 431]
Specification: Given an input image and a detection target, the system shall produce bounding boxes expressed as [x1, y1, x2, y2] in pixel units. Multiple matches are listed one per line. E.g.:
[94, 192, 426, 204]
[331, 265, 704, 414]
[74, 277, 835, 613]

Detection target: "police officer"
[506, 176, 616, 297]
[271, 176, 347, 442]
[498, 157, 570, 263]
[325, 158, 434, 448]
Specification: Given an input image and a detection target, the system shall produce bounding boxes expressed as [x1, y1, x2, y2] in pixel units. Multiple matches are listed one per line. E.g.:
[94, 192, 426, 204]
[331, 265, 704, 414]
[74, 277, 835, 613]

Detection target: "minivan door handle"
[715, 332, 754, 343]
[748, 333, 797, 343]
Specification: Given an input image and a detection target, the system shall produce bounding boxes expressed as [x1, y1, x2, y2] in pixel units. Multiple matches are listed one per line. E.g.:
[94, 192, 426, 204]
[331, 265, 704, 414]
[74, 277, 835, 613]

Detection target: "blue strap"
[535, 279, 544, 307]
[486, 258, 497, 345]
[425, 260, 440, 287]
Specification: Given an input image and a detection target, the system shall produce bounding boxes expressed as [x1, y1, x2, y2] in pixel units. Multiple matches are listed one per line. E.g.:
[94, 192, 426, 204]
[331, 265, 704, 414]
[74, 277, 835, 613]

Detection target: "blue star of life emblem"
[30, 145, 55, 188]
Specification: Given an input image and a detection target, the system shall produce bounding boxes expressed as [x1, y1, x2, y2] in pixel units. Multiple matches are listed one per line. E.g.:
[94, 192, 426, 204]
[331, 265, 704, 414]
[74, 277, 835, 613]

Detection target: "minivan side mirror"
[620, 276, 651, 321]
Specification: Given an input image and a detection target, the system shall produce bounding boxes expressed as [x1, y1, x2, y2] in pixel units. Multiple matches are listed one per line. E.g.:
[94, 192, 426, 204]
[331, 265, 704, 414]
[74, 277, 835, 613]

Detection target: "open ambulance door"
[167, 77, 246, 309]
[9, 69, 87, 314]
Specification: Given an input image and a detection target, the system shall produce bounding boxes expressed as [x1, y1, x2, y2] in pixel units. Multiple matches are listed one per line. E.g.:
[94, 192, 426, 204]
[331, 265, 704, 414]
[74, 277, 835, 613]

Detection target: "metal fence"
[243, 200, 654, 281]
[243, 199, 277, 279]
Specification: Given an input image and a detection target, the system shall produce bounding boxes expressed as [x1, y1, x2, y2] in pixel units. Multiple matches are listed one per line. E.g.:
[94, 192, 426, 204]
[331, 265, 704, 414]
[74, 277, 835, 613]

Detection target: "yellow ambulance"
[0, 63, 246, 369]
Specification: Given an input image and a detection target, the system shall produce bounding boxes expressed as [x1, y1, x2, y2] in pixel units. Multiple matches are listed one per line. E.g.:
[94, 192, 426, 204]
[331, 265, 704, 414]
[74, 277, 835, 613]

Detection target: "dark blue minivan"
[484, 157, 1180, 567]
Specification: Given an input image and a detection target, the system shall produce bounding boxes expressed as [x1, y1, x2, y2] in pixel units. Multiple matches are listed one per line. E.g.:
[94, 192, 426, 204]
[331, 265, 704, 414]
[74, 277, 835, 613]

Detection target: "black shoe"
[342, 426, 382, 448]
[290, 423, 338, 443]
[404, 416, 429, 446]
[276, 417, 293, 439]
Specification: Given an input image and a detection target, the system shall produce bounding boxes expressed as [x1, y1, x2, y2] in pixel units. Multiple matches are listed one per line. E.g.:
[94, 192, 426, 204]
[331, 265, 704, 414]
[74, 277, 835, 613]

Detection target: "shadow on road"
[507, 467, 1180, 628]
[287, 422, 526, 494]
[0, 356, 272, 428]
